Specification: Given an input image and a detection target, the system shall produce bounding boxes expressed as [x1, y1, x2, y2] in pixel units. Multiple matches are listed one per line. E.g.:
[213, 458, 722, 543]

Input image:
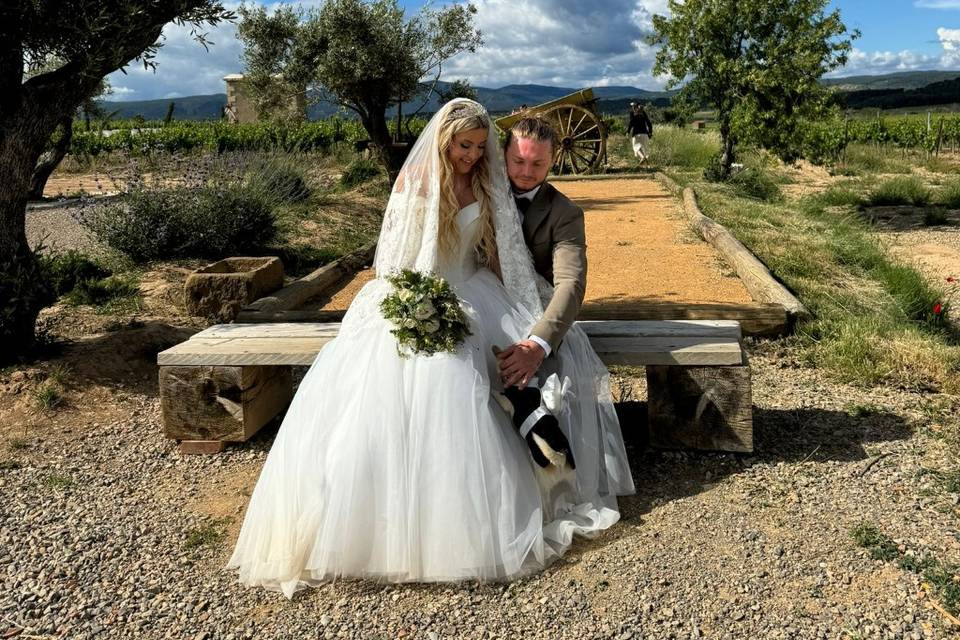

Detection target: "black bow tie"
[514, 196, 531, 213]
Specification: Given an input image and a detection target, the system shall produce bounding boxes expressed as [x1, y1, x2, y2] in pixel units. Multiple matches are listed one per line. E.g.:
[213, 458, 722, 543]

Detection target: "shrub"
[934, 178, 960, 209]
[83, 183, 277, 262]
[818, 185, 863, 208]
[0, 245, 57, 363]
[246, 155, 310, 204]
[65, 274, 140, 307]
[868, 176, 932, 207]
[727, 167, 782, 202]
[340, 158, 381, 188]
[39, 250, 111, 297]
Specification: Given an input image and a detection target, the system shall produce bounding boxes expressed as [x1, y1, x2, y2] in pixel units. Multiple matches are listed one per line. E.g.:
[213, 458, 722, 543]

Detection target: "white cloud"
[939, 27, 960, 50]
[105, 12, 245, 100]
[915, 0, 960, 8]
[441, 0, 671, 89]
[100, 1, 959, 102]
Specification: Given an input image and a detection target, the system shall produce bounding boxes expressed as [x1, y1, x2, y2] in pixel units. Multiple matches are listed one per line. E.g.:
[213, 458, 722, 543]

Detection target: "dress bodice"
[438, 201, 481, 284]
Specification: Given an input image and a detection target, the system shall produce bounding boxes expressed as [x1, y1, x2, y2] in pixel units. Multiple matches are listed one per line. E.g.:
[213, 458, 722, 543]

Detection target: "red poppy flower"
[948, 277, 957, 283]
[933, 302, 943, 315]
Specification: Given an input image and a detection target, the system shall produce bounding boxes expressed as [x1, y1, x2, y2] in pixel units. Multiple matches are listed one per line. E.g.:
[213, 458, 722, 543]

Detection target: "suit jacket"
[520, 181, 587, 352]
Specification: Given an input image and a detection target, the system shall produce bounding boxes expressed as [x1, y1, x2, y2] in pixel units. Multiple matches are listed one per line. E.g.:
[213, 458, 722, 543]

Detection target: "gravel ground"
[2, 343, 959, 639]
[25, 201, 111, 258]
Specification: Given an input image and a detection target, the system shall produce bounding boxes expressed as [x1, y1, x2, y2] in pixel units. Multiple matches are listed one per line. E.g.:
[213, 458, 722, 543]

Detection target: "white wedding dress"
[227, 201, 635, 598]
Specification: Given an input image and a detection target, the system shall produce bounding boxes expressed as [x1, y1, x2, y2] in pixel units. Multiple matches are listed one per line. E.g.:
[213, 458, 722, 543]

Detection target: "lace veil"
[373, 98, 545, 320]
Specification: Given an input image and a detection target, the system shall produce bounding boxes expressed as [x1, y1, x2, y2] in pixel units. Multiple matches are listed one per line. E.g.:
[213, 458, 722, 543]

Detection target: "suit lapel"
[522, 182, 552, 243]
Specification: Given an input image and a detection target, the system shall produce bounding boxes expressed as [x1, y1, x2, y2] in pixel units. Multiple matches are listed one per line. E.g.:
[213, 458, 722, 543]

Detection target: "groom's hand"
[497, 340, 545, 390]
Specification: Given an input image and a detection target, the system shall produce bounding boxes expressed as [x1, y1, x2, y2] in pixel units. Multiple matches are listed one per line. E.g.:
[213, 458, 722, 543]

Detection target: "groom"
[496, 117, 587, 390]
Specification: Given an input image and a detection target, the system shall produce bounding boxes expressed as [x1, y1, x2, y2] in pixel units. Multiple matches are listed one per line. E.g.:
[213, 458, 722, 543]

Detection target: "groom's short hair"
[504, 117, 559, 152]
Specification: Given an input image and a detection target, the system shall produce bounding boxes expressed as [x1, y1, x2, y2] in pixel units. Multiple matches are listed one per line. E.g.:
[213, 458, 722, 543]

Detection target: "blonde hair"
[436, 101, 500, 277]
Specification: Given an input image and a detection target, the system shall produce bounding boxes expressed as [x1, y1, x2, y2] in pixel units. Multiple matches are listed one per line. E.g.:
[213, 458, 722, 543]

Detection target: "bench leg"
[159, 365, 293, 445]
[646, 362, 753, 453]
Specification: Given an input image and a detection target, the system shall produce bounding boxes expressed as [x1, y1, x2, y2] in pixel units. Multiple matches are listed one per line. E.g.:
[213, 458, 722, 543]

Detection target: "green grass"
[183, 518, 231, 550]
[42, 473, 75, 490]
[680, 173, 960, 395]
[46, 363, 71, 388]
[839, 143, 914, 175]
[851, 521, 899, 561]
[817, 184, 865, 208]
[645, 126, 720, 169]
[844, 402, 881, 418]
[33, 384, 63, 411]
[8, 439, 29, 451]
[65, 273, 143, 314]
[850, 521, 960, 616]
[0, 460, 22, 471]
[868, 176, 932, 206]
[934, 179, 960, 209]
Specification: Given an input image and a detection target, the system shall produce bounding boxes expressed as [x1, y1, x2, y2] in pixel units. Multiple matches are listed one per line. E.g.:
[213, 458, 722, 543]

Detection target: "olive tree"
[650, 0, 857, 176]
[0, 0, 234, 362]
[237, 0, 482, 178]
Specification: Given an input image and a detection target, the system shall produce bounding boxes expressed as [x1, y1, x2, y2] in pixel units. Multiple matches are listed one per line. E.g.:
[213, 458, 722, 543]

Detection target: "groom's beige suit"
[519, 181, 587, 353]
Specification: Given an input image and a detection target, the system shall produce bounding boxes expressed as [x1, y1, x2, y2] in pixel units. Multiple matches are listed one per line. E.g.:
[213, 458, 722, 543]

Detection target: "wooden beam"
[578, 301, 787, 337]
[240, 242, 376, 315]
[234, 309, 347, 323]
[157, 321, 745, 367]
[681, 187, 809, 321]
[647, 361, 753, 453]
[159, 365, 293, 440]
[234, 302, 786, 337]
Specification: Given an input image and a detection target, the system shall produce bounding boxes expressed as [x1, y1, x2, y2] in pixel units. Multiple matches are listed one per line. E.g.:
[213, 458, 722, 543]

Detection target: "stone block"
[184, 256, 283, 321]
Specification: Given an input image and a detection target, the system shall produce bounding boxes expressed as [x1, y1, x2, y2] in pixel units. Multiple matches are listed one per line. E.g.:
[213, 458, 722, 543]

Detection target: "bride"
[227, 99, 634, 598]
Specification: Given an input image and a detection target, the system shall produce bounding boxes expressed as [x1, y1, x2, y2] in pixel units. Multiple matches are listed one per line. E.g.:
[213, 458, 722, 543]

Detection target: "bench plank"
[158, 338, 743, 366]
[189, 319, 741, 340]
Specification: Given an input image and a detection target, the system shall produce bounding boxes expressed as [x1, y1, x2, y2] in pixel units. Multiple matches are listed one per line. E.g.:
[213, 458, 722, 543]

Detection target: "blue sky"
[105, 0, 960, 101]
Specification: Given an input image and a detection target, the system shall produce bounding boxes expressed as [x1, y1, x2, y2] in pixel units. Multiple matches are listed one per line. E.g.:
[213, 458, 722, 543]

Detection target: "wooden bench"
[157, 320, 752, 454]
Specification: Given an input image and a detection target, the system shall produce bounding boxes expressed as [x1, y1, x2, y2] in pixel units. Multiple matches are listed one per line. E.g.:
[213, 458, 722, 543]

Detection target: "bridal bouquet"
[380, 269, 471, 357]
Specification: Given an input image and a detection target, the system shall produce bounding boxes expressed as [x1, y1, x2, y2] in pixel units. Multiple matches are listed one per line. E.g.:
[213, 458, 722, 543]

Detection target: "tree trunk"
[719, 117, 736, 178]
[28, 115, 73, 200]
[0, 113, 59, 362]
[361, 106, 402, 183]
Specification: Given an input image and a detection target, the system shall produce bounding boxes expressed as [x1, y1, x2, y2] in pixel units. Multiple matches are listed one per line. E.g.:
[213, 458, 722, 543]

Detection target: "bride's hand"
[497, 340, 545, 389]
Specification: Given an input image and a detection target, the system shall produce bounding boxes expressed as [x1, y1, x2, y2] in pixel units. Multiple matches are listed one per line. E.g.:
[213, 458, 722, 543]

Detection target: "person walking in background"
[627, 101, 653, 163]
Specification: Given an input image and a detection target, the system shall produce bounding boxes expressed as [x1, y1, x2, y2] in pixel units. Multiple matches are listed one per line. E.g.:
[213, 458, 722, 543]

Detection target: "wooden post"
[159, 365, 293, 443]
[646, 360, 753, 453]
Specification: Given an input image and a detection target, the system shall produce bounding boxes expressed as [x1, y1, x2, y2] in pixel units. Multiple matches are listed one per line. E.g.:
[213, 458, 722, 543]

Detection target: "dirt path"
[313, 177, 753, 310]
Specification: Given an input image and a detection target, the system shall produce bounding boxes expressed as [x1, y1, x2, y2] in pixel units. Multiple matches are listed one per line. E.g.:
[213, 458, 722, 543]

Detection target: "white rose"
[423, 319, 440, 333]
[414, 300, 436, 320]
[403, 318, 418, 328]
[398, 289, 414, 302]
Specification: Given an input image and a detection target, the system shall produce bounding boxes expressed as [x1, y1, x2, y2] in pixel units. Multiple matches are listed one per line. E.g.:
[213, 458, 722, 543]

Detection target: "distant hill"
[98, 71, 960, 121]
[100, 93, 227, 120]
[98, 82, 676, 121]
[823, 70, 960, 91]
[838, 76, 960, 110]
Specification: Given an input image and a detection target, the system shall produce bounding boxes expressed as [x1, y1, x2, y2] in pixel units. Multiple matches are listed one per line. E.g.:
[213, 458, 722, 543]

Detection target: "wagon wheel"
[541, 104, 606, 175]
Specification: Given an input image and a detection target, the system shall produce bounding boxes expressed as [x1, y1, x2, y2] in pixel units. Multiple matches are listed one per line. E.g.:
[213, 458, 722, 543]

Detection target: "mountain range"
[98, 70, 960, 121]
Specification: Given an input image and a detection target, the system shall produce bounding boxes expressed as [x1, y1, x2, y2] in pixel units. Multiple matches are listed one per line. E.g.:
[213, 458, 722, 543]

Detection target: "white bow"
[540, 373, 573, 416]
[518, 373, 574, 438]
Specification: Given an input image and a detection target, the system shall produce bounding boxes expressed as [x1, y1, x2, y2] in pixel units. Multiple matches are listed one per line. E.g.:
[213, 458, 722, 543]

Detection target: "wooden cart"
[494, 88, 607, 175]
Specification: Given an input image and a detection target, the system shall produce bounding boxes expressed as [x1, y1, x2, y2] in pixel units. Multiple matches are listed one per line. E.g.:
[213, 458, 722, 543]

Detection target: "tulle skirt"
[226, 268, 635, 598]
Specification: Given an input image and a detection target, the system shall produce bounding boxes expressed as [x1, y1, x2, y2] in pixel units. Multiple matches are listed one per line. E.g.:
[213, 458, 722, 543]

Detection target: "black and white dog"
[492, 347, 577, 514]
